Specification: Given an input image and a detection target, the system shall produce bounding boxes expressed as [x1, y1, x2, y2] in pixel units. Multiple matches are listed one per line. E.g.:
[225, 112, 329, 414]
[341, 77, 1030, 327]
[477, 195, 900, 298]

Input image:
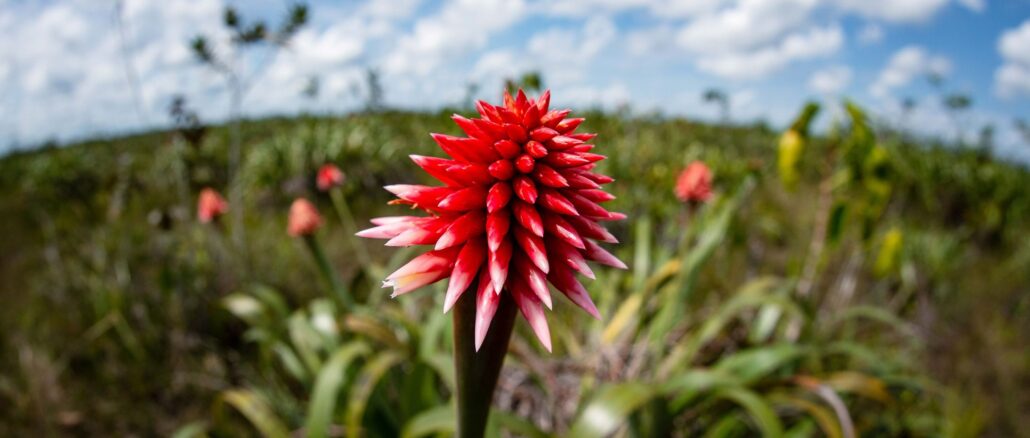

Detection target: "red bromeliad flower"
[675, 161, 713, 203]
[358, 90, 625, 352]
[317, 164, 346, 191]
[288, 198, 323, 237]
[197, 188, 228, 223]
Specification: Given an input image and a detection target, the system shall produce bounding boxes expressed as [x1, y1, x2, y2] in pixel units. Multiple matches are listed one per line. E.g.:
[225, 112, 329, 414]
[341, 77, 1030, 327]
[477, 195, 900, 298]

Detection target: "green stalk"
[452, 286, 517, 438]
[303, 233, 353, 307]
[329, 189, 371, 263]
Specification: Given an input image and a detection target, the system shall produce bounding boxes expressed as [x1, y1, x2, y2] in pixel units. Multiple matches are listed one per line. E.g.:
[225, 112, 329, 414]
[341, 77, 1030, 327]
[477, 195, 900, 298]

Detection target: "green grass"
[0, 107, 1027, 436]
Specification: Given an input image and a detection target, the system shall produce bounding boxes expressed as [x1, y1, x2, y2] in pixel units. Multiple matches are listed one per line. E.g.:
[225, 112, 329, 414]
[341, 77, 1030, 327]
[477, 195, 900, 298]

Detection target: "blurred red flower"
[288, 198, 323, 237]
[197, 188, 228, 223]
[675, 161, 713, 203]
[358, 90, 625, 351]
[316, 163, 345, 191]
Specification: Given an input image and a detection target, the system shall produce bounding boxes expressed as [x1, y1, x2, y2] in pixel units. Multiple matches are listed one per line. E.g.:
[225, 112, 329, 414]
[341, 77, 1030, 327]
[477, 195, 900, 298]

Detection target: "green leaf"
[648, 179, 753, 344]
[567, 383, 656, 438]
[714, 388, 784, 437]
[289, 311, 325, 373]
[171, 421, 209, 438]
[491, 411, 550, 438]
[715, 344, 809, 382]
[346, 351, 405, 438]
[216, 389, 291, 438]
[304, 342, 370, 438]
[401, 405, 455, 438]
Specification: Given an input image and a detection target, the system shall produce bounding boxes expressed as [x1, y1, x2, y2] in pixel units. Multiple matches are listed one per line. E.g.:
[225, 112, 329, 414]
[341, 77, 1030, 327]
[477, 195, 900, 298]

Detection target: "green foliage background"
[0, 107, 1027, 436]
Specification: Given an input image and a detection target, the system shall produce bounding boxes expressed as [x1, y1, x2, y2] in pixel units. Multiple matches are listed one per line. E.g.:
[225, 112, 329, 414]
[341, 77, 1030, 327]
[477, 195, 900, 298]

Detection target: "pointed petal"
[513, 176, 538, 204]
[437, 186, 487, 211]
[386, 225, 444, 247]
[565, 191, 615, 220]
[444, 239, 487, 312]
[473, 118, 505, 140]
[384, 270, 450, 296]
[431, 133, 498, 163]
[386, 246, 462, 281]
[476, 100, 502, 122]
[583, 239, 627, 269]
[514, 255, 552, 309]
[513, 201, 544, 237]
[547, 135, 582, 150]
[514, 154, 535, 174]
[533, 164, 569, 188]
[547, 238, 594, 279]
[488, 159, 515, 180]
[541, 109, 570, 128]
[569, 132, 597, 142]
[579, 189, 616, 203]
[370, 216, 421, 226]
[536, 90, 551, 114]
[386, 185, 454, 210]
[474, 269, 500, 351]
[487, 182, 512, 213]
[452, 114, 489, 141]
[525, 140, 548, 158]
[435, 210, 485, 250]
[544, 152, 591, 168]
[555, 117, 584, 133]
[542, 212, 585, 249]
[486, 210, 510, 251]
[538, 188, 578, 216]
[410, 155, 463, 186]
[493, 139, 521, 159]
[530, 127, 559, 142]
[563, 172, 602, 189]
[513, 285, 552, 352]
[514, 226, 549, 274]
[547, 263, 600, 319]
[521, 102, 541, 129]
[565, 215, 618, 243]
[504, 123, 528, 143]
[357, 219, 419, 239]
[489, 240, 512, 294]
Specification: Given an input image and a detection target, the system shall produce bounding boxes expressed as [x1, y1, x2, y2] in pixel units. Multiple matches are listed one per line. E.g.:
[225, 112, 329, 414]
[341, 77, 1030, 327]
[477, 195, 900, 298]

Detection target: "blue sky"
[2, 0, 1029, 162]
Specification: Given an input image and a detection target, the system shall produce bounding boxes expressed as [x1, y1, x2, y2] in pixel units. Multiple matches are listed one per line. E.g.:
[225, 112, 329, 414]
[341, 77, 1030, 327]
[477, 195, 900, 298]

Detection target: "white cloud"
[695, 25, 843, 80]
[857, 23, 884, 45]
[870, 46, 952, 98]
[808, 65, 852, 95]
[957, 0, 985, 12]
[527, 17, 617, 83]
[833, 0, 949, 23]
[676, 0, 819, 54]
[383, 0, 526, 76]
[995, 19, 1030, 98]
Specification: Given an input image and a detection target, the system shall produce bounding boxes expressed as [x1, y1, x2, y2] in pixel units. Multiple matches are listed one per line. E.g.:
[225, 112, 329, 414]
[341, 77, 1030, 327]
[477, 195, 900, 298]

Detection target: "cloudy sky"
[2, 0, 1030, 162]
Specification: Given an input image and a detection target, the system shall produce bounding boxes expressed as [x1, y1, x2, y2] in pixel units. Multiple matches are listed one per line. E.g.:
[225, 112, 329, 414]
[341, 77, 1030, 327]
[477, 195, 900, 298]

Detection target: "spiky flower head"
[358, 90, 625, 352]
[316, 163, 346, 191]
[675, 161, 713, 203]
[197, 188, 228, 223]
[288, 198, 323, 237]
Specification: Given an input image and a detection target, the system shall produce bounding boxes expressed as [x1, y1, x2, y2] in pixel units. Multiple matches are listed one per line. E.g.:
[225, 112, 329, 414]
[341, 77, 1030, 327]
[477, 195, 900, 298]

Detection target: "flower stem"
[303, 233, 353, 307]
[452, 286, 517, 438]
[329, 189, 370, 261]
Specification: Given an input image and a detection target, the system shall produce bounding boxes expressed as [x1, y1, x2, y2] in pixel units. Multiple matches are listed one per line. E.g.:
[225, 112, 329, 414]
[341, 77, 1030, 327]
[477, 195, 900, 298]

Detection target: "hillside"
[0, 109, 1027, 436]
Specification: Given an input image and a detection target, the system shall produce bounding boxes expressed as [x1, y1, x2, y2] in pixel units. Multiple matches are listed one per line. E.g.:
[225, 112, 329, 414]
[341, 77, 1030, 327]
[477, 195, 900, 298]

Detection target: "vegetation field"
[0, 106, 1028, 437]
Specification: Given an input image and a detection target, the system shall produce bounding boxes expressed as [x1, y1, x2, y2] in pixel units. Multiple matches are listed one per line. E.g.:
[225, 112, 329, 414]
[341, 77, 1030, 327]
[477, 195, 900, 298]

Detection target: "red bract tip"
[316, 164, 346, 191]
[675, 160, 713, 203]
[197, 188, 228, 223]
[359, 91, 623, 351]
[288, 198, 322, 237]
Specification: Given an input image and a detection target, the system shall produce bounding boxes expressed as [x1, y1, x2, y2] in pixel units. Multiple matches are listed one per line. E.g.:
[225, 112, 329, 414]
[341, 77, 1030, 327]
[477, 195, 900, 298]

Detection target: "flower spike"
[359, 90, 623, 351]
